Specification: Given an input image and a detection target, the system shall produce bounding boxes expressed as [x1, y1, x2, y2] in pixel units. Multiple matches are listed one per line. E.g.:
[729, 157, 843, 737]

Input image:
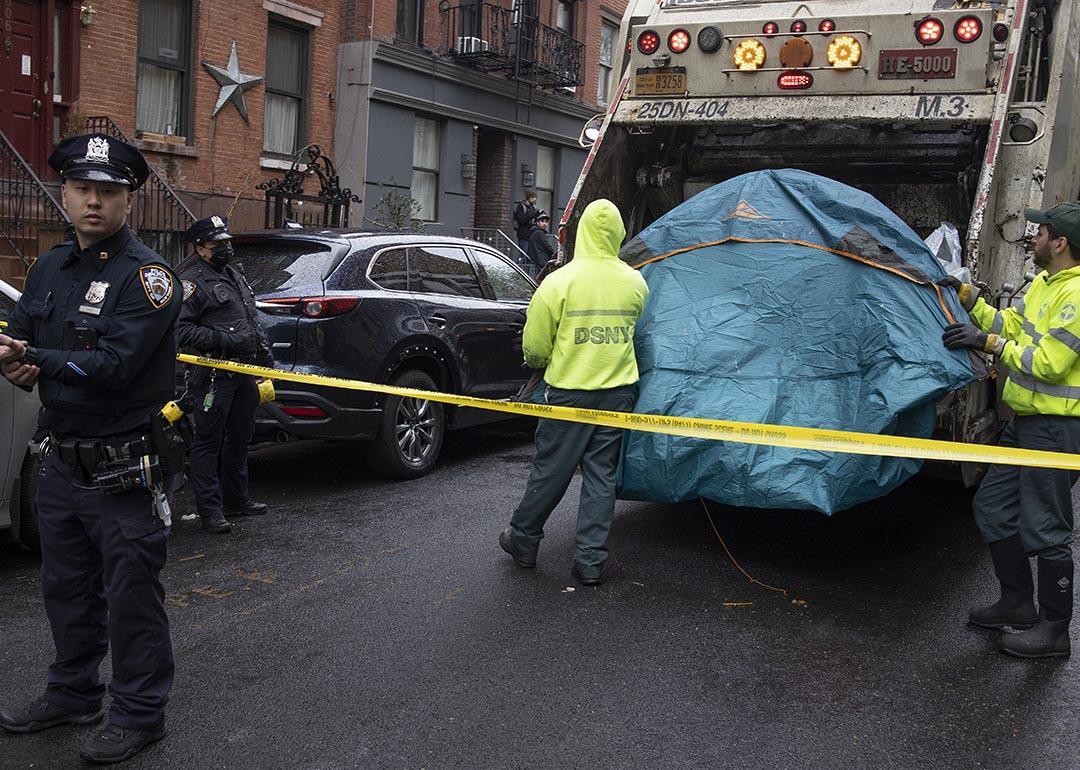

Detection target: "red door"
[1, 0, 48, 170]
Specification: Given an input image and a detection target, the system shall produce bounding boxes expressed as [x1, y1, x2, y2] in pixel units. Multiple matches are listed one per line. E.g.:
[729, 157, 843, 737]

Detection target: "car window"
[365, 248, 409, 291]
[233, 240, 335, 294]
[410, 246, 484, 298]
[471, 250, 534, 302]
[0, 291, 14, 331]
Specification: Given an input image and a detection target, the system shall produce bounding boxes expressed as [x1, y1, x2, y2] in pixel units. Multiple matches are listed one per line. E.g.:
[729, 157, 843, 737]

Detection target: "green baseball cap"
[1025, 202, 1080, 250]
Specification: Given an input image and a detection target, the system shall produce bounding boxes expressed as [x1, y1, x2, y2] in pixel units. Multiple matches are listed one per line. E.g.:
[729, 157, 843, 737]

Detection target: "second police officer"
[178, 217, 273, 534]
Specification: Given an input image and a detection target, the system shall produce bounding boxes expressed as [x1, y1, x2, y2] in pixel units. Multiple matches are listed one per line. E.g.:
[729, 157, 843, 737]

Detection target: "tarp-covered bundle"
[618, 169, 983, 514]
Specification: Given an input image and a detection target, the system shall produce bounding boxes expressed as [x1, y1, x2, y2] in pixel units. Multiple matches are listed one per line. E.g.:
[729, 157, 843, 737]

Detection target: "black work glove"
[942, 323, 1005, 355]
[936, 276, 963, 291]
[212, 329, 248, 353]
[936, 276, 979, 309]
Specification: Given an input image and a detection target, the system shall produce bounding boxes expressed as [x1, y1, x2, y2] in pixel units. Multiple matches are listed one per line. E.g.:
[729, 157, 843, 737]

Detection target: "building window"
[412, 117, 439, 222]
[396, 0, 423, 44]
[263, 19, 309, 156]
[556, 0, 573, 34]
[598, 22, 617, 106]
[136, 0, 191, 136]
[535, 145, 555, 216]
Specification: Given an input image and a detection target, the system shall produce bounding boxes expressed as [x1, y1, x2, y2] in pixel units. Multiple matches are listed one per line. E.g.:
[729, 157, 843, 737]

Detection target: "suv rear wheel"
[364, 370, 446, 479]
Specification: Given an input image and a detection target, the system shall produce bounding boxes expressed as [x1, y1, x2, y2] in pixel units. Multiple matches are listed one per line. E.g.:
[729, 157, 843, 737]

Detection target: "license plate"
[635, 67, 687, 95]
[878, 49, 958, 79]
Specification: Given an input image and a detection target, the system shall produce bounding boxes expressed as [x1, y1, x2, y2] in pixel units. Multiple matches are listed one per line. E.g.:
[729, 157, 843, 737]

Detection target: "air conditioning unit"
[455, 36, 490, 54]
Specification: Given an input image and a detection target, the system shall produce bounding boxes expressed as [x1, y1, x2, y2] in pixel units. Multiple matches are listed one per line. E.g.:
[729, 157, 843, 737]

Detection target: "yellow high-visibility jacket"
[521, 199, 649, 390]
[967, 264, 1080, 416]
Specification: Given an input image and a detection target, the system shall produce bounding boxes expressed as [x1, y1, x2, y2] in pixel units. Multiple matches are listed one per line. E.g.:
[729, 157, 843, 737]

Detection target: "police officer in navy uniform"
[0, 134, 179, 764]
[178, 216, 271, 534]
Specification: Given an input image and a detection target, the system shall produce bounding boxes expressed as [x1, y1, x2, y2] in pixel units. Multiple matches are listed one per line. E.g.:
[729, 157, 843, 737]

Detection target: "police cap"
[1026, 202, 1080, 251]
[48, 133, 150, 189]
[183, 215, 232, 245]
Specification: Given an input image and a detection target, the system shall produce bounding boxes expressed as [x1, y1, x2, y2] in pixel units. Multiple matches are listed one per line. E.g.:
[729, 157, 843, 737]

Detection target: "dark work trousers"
[190, 373, 258, 516]
[36, 451, 173, 729]
[509, 384, 638, 568]
[973, 414, 1080, 557]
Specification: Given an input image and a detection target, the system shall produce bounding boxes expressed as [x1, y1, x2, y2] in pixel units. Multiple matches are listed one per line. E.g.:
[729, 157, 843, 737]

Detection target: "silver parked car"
[0, 278, 41, 553]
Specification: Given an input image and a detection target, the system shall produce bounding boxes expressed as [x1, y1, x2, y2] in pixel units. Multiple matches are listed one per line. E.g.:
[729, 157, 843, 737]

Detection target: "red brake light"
[668, 29, 691, 53]
[954, 16, 982, 43]
[259, 296, 359, 318]
[762, 21, 779, 36]
[637, 30, 660, 54]
[280, 405, 328, 418]
[992, 23, 1008, 42]
[790, 20, 807, 33]
[777, 70, 813, 89]
[917, 17, 944, 45]
[818, 19, 835, 32]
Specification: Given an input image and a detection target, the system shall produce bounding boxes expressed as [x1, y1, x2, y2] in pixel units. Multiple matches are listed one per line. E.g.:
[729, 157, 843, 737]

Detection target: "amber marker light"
[733, 39, 767, 70]
[826, 35, 861, 68]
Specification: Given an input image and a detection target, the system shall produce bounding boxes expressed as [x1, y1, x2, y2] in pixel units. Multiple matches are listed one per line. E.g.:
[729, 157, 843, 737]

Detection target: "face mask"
[209, 241, 233, 267]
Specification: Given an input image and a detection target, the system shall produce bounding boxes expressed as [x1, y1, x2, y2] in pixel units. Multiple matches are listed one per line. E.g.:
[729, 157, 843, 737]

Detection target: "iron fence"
[0, 131, 69, 270]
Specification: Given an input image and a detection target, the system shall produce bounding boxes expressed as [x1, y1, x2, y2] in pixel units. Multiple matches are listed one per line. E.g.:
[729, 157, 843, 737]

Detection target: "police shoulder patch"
[182, 280, 196, 301]
[140, 266, 175, 308]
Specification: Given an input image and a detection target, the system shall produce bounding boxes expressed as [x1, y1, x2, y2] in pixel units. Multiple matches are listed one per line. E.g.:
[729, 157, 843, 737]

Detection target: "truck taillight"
[777, 71, 813, 90]
[954, 16, 982, 43]
[826, 36, 861, 68]
[762, 22, 779, 36]
[916, 17, 944, 45]
[790, 20, 806, 33]
[818, 19, 835, 33]
[668, 29, 691, 53]
[992, 23, 1009, 42]
[733, 39, 766, 70]
[637, 30, 660, 54]
[698, 26, 722, 53]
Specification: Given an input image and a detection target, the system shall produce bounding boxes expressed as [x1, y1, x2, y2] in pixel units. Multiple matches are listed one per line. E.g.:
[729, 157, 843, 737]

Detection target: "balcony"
[445, 2, 584, 89]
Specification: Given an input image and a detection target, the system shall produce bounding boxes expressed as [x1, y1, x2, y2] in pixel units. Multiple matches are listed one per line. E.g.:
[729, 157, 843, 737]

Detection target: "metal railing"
[445, 2, 584, 88]
[85, 116, 196, 265]
[0, 130, 70, 270]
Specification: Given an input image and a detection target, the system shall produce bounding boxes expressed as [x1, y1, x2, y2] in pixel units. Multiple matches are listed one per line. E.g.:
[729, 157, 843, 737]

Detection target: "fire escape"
[444, 1, 585, 123]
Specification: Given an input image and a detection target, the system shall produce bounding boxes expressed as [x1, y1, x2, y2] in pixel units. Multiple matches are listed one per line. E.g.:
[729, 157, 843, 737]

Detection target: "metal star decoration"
[201, 41, 263, 122]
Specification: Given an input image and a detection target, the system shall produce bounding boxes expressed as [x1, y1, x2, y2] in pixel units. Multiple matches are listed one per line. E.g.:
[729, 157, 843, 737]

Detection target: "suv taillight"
[259, 297, 360, 318]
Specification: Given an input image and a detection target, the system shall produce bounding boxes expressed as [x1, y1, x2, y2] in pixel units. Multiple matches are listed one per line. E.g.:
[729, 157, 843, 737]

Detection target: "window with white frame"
[535, 145, 555, 217]
[263, 18, 309, 156]
[412, 117, 439, 222]
[136, 0, 191, 136]
[599, 21, 617, 106]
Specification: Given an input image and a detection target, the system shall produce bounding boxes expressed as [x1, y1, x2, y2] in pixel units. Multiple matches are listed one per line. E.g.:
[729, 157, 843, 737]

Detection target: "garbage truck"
[560, 0, 1080, 480]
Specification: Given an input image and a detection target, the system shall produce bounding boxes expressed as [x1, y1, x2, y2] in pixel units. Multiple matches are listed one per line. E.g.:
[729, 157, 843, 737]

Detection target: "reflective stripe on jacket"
[970, 264, 1080, 416]
[521, 199, 649, 390]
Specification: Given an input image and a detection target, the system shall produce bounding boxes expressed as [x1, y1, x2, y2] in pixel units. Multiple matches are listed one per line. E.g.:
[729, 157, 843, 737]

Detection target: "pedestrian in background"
[178, 217, 272, 534]
[0, 134, 179, 763]
[499, 199, 649, 585]
[527, 211, 557, 272]
[940, 201, 1080, 658]
[513, 191, 539, 260]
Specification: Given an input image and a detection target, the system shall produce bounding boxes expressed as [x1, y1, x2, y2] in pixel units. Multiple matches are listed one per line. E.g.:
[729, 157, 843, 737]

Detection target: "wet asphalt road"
[2, 423, 1079, 769]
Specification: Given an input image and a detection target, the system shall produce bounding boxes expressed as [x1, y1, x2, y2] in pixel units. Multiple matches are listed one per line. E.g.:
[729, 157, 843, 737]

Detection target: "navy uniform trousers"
[189, 372, 258, 516]
[509, 384, 637, 568]
[974, 414, 1080, 557]
[36, 452, 173, 729]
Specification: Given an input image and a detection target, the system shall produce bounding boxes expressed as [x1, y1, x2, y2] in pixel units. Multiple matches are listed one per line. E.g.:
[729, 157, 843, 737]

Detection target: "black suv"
[231, 231, 536, 478]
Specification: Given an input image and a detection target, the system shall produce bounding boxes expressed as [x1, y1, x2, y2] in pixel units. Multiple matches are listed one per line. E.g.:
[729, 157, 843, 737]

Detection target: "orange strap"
[630, 236, 958, 325]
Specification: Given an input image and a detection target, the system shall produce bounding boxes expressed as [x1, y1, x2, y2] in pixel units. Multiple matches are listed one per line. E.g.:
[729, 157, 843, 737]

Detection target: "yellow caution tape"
[178, 354, 1080, 472]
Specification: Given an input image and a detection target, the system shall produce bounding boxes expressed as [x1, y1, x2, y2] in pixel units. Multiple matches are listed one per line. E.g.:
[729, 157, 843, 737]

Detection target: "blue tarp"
[617, 169, 982, 514]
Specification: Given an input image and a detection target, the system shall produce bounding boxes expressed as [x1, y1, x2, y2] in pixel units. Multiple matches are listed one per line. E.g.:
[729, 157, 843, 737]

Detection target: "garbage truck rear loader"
[562, 0, 1080, 474]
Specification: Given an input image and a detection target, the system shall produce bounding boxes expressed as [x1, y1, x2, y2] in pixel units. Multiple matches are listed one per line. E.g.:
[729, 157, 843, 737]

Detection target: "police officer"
[178, 216, 272, 534]
[499, 199, 649, 586]
[940, 201, 1080, 659]
[0, 134, 179, 763]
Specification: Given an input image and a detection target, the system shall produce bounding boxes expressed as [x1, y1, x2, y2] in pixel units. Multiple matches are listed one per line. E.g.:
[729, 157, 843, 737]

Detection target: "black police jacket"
[177, 259, 272, 377]
[6, 225, 181, 437]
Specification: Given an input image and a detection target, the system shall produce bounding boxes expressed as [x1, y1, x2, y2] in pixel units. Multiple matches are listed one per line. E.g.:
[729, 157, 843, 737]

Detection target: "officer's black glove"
[212, 329, 248, 353]
[942, 323, 1005, 355]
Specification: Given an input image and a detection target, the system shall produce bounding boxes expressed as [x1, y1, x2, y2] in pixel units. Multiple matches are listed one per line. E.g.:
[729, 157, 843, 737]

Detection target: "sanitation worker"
[940, 201, 1080, 659]
[499, 199, 648, 586]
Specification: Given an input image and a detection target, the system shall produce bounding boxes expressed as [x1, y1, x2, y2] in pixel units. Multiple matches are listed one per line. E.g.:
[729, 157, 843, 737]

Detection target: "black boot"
[1001, 557, 1072, 659]
[969, 535, 1037, 630]
[199, 511, 232, 534]
[79, 720, 166, 764]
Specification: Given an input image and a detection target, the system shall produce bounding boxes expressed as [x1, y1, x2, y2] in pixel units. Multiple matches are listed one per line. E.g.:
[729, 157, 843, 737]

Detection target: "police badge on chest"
[79, 281, 110, 315]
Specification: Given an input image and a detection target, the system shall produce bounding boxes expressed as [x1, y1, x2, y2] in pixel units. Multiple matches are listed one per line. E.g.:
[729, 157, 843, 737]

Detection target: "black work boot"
[199, 511, 232, 534]
[499, 528, 536, 568]
[0, 695, 103, 734]
[1001, 557, 1073, 659]
[969, 535, 1037, 630]
[225, 499, 268, 516]
[79, 720, 166, 764]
